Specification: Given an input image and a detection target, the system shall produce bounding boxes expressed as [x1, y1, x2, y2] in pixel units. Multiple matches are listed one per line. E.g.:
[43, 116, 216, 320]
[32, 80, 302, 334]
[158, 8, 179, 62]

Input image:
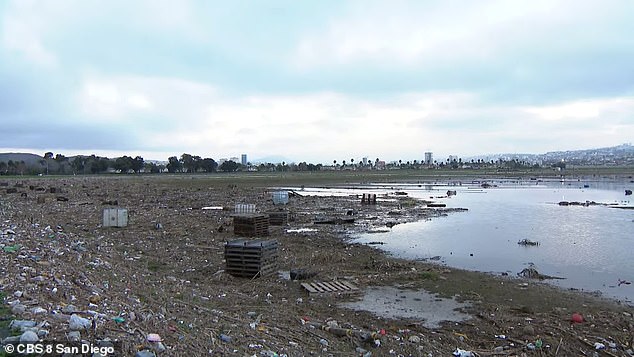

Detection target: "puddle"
[339, 286, 472, 329]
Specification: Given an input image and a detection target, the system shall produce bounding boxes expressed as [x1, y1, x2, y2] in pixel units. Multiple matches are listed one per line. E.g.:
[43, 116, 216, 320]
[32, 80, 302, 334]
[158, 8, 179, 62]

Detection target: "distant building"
[241, 154, 247, 166]
[229, 157, 239, 163]
[362, 157, 368, 166]
[424, 152, 433, 165]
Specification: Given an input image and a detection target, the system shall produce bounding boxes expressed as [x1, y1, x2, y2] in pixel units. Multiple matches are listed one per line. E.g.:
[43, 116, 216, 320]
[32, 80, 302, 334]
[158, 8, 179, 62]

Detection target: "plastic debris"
[452, 348, 473, 357]
[9, 320, 37, 331]
[69, 314, 92, 330]
[147, 333, 162, 343]
[3, 244, 20, 253]
[571, 313, 584, 323]
[20, 330, 40, 343]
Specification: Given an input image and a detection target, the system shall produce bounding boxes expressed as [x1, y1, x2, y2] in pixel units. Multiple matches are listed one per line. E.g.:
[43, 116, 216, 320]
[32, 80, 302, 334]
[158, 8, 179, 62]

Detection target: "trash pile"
[1, 177, 633, 356]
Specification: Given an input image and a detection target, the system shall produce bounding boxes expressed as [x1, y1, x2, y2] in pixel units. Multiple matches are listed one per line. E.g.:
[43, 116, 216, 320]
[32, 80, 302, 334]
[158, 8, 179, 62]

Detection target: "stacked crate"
[267, 210, 289, 226]
[224, 239, 278, 278]
[233, 214, 270, 236]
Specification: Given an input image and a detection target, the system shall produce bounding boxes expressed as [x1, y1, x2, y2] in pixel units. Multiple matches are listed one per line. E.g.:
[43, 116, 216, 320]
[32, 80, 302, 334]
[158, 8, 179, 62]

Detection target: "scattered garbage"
[3, 244, 20, 253]
[272, 191, 289, 205]
[571, 313, 584, 323]
[594, 342, 606, 350]
[67, 331, 81, 342]
[517, 239, 539, 246]
[290, 268, 316, 280]
[68, 314, 92, 330]
[19, 330, 39, 343]
[0, 176, 631, 356]
[517, 266, 563, 280]
[452, 348, 474, 357]
[9, 320, 37, 331]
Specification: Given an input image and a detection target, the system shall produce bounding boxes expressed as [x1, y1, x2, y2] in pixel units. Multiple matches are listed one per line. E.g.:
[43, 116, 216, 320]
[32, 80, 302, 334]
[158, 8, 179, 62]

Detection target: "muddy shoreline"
[1, 175, 633, 356]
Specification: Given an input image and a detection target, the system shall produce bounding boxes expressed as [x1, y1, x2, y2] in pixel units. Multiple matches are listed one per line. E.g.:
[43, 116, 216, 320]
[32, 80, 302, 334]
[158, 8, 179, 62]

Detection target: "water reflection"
[301, 179, 634, 302]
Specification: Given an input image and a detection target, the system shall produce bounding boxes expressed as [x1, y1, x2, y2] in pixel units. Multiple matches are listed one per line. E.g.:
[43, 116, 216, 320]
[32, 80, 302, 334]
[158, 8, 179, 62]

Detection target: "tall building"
[241, 154, 247, 166]
[424, 152, 433, 165]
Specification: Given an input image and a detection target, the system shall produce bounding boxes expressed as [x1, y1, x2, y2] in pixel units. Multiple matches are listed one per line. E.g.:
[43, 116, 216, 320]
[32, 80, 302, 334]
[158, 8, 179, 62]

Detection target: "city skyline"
[1, 1, 633, 162]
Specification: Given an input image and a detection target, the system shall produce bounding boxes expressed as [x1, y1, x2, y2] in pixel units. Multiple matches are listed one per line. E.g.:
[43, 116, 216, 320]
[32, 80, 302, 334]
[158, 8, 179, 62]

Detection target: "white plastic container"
[272, 191, 289, 205]
[102, 208, 128, 227]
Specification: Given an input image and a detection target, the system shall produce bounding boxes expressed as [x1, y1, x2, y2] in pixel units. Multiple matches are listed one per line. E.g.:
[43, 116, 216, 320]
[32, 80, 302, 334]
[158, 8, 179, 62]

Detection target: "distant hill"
[0, 153, 46, 166]
[465, 143, 634, 166]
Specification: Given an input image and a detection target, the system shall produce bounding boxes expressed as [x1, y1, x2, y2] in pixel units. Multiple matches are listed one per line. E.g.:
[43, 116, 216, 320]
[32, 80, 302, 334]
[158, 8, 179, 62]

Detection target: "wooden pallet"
[233, 214, 270, 237]
[267, 211, 289, 226]
[301, 281, 360, 295]
[224, 239, 278, 278]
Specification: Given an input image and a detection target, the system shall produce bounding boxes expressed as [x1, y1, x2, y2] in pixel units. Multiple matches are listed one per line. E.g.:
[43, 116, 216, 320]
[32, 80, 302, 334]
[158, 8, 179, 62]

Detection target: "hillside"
[0, 153, 46, 166]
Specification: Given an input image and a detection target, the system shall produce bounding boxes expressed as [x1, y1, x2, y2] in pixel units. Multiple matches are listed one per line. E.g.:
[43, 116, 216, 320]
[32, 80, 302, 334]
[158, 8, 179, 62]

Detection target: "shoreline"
[1, 175, 633, 356]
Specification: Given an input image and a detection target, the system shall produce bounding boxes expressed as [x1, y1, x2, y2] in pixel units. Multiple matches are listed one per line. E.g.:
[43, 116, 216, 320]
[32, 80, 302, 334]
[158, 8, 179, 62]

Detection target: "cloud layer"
[1, 0, 633, 162]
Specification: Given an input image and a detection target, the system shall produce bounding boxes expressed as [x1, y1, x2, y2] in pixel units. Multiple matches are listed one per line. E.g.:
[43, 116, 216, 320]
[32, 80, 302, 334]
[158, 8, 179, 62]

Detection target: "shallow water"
[339, 286, 471, 329]
[295, 179, 634, 303]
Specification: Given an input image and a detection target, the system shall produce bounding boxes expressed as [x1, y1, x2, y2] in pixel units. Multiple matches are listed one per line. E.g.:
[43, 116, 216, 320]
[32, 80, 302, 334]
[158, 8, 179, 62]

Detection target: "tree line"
[1, 151, 548, 176]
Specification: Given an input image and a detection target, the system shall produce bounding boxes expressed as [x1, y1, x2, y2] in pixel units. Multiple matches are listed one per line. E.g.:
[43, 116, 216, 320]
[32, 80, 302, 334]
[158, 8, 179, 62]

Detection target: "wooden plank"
[329, 281, 350, 291]
[309, 283, 327, 293]
[301, 280, 360, 295]
[300, 283, 319, 293]
[319, 282, 338, 291]
[331, 280, 353, 290]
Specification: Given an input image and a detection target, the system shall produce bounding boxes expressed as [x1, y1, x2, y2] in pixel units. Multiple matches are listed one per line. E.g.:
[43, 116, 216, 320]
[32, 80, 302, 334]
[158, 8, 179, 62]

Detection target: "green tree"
[131, 156, 144, 173]
[144, 162, 162, 173]
[42, 152, 53, 174]
[219, 160, 239, 172]
[114, 156, 134, 173]
[181, 153, 195, 173]
[200, 158, 217, 172]
[87, 155, 109, 174]
[166, 156, 182, 173]
[54, 154, 69, 174]
[71, 156, 86, 174]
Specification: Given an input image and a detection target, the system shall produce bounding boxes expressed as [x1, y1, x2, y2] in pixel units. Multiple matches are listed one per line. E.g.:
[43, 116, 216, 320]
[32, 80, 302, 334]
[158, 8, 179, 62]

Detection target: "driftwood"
[517, 239, 539, 246]
[517, 267, 564, 280]
[305, 321, 380, 342]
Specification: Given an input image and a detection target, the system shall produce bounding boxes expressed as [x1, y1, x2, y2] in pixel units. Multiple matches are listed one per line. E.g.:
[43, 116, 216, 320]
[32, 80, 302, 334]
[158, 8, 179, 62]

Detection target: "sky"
[1, 0, 633, 164]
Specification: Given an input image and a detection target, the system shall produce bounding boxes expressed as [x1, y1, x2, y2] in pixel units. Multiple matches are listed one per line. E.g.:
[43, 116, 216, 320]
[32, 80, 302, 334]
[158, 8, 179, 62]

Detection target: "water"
[298, 179, 634, 303]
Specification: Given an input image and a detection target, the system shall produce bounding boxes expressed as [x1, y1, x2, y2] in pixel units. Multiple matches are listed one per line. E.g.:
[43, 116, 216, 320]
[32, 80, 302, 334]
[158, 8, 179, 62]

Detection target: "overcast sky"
[1, 0, 633, 163]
